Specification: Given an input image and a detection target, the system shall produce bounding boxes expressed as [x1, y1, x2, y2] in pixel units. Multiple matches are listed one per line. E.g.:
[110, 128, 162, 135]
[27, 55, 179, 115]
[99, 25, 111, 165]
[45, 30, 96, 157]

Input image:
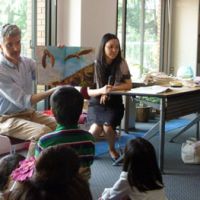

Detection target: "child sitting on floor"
[99, 137, 168, 200]
[0, 154, 25, 198]
[35, 86, 95, 181]
[4, 144, 93, 200]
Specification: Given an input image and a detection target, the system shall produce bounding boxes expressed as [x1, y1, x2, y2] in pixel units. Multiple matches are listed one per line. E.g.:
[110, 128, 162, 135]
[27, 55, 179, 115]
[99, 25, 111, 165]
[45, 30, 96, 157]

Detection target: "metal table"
[111, 86, 200, 172]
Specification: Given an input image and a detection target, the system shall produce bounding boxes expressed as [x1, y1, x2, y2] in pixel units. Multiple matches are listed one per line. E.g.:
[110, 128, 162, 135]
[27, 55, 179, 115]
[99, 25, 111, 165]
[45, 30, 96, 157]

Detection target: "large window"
[117, 0, 161, 79]
[0, 0, 33, 57]
[0, 0, 46, 57]
[0, 0, 47, 110]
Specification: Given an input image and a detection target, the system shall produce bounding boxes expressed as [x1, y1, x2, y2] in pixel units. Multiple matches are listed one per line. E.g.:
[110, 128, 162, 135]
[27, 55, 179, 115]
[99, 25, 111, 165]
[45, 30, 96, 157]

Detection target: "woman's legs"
[88, 123, 103, 138]
[89, 123, 119, 160]
[103, 125, 119, 159]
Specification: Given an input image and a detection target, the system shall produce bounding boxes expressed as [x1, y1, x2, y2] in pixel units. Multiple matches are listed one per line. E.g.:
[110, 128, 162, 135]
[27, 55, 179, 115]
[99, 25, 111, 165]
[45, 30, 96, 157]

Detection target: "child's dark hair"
[7, 145, 92, 200]
[0, 154, 25, 191]
[50, 86, 84, 126]
[123, 137, 164, 192]
[34, 144, 80, 187]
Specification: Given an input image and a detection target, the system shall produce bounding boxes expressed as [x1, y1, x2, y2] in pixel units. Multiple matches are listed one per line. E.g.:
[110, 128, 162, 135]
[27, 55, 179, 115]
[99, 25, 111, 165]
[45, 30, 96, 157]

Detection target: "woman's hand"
[101, 85, 112, 95]
[100, 94, 109, 104]
[99, 85, 113, 104]
[87, 85, 112, 97]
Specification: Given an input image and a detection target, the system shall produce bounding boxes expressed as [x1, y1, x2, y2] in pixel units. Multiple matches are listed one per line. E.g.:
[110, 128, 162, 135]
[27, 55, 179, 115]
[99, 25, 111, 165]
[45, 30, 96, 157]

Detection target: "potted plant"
[135, 96, 160, 122]
[135, 98, 151, 122]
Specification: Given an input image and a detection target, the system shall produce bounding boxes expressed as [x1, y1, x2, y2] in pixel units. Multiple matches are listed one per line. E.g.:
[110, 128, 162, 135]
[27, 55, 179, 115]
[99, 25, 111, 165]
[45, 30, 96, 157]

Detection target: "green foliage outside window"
[0, 0, 27, 34]
[0, 0, 29, 56]
[117, 0, 161, 79]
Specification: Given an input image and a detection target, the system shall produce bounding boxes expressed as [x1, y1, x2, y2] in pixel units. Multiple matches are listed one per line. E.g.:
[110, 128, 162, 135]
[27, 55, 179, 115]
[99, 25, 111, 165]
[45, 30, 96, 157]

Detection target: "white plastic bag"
[181, 137, 200, 164]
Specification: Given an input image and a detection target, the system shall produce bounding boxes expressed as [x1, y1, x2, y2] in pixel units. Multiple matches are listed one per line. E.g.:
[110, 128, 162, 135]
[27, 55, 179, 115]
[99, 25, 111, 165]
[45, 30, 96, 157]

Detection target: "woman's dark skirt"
[87, 96, 124, 129]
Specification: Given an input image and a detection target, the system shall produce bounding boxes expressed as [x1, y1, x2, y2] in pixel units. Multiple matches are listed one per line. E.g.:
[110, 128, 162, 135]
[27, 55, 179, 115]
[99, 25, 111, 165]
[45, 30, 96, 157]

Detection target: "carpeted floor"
[95, 118, 190, 156]
[90, 115, 200, 200]
[1, 115, 199, 200]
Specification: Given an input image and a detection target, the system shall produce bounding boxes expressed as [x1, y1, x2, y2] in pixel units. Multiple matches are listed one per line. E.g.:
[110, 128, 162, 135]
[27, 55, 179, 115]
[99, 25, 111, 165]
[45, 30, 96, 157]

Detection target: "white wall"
[57, 0, 117, 55]
[171, 0, 199, 75]
[57, 0, 81, 46]
[80, 0, 117, 50]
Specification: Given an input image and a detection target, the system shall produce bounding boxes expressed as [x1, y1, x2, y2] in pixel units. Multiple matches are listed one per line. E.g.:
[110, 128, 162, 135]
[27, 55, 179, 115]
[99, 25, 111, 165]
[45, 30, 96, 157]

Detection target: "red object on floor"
[42, 110, 87, 124]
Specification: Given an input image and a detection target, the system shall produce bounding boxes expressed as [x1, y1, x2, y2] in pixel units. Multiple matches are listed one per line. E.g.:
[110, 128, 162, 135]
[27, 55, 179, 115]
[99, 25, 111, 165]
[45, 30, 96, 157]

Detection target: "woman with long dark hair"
[87, 33, 132, 161]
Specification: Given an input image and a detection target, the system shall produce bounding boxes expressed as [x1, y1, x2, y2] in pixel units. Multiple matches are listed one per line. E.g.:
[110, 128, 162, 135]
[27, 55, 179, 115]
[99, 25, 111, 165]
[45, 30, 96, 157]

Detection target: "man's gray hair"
[0, 24, 21, 43]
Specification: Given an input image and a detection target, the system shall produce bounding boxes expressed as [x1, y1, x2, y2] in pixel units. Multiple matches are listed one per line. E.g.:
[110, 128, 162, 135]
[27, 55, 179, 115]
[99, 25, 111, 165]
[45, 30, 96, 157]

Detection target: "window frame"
[117, 0, 172, 78]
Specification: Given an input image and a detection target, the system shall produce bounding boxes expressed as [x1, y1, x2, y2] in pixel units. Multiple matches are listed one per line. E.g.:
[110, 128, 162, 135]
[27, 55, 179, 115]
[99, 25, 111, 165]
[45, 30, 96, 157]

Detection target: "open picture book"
[35, 46, 95, 87]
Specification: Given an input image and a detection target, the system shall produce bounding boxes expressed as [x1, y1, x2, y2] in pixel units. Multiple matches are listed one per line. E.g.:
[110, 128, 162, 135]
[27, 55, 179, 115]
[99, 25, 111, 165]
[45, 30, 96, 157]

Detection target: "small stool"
[0, 135, 28, 155]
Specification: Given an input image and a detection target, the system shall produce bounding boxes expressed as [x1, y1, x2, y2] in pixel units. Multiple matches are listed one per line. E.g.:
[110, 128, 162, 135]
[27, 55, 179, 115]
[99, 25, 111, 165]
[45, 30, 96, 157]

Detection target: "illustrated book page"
[35, 46, 95, 87]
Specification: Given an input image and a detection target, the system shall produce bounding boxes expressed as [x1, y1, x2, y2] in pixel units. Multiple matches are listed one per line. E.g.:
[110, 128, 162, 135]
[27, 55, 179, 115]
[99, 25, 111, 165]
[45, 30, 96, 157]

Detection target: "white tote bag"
[181, 138, 200, 164]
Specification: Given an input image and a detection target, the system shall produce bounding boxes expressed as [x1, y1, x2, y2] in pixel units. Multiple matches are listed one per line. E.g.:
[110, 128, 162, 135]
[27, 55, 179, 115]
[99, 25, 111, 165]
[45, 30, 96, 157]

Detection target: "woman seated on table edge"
[87, 33, 132, 161]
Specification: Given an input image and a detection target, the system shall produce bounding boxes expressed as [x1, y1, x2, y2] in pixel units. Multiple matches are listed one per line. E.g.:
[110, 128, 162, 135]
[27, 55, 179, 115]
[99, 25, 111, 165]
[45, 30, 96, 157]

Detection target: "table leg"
[159, 98, 165, 173]
[169, 114, 200, 142]
[196, 113, 199, 140]
[143, 121, 159, 140]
